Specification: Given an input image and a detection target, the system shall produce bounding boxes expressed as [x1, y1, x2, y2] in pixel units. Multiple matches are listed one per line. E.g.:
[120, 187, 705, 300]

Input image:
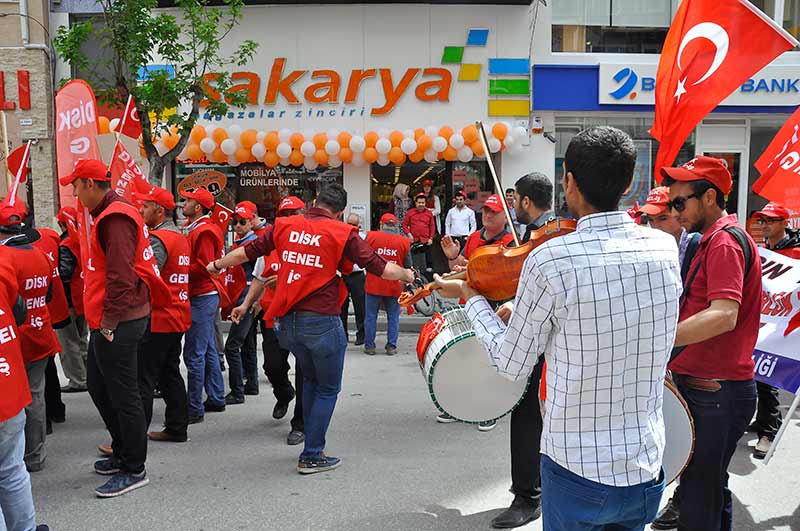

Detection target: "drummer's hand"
[496, 301, 514, 325]
[440, 235, 460, 259]
[433, 273, 478, 300]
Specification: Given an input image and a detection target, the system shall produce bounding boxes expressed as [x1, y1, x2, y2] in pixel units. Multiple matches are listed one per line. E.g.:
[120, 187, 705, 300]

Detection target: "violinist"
[435, 126, 682, 530]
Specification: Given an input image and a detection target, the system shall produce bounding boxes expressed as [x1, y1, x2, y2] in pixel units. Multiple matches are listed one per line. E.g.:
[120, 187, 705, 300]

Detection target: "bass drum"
[662, 379, 695, 485]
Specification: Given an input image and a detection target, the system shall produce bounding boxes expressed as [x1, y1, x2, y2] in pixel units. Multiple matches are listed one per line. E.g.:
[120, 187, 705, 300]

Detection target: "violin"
[398, 218, 576, 307]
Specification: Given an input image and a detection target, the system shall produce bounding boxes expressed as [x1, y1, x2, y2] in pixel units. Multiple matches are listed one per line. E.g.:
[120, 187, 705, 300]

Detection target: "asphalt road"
[32, 332, 800, 531]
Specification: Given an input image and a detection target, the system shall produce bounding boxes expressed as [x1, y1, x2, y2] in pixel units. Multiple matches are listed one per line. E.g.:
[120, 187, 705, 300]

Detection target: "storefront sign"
[177, 169, 228, 196]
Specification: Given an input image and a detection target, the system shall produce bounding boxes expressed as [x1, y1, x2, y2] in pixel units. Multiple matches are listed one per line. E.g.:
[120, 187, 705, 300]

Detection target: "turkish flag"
[755, 105, 800, 177]
[113, 95, 143, 140]
[211, 202, 233, 233]
[108, 141, 149, 202]
[651, 0, 797, 176]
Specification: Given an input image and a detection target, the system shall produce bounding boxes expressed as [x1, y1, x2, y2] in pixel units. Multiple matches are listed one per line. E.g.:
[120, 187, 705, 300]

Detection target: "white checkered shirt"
[465, 212, 682, 486]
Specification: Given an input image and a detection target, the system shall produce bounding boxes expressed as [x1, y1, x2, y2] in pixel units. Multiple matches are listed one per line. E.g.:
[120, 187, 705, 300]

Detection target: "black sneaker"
[287, 430, 305, 446]
[273, 401, 290, 420]
[94, 457, 122, 476]
[490, 496, 541, 529]
[95, 471, 149, 498]
[297, 454, 341, 474]
[188, 414, 204, 425]
[35, 525, 50, 531]
[225, 393, 245, 405]
[651, 497, 679, 530]
[203, 400, 226, 412]
[244, 387, 259, 396]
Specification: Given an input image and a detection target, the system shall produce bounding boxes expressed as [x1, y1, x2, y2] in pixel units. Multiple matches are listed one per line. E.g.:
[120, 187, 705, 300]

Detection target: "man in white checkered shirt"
[436, 126, 682, 530]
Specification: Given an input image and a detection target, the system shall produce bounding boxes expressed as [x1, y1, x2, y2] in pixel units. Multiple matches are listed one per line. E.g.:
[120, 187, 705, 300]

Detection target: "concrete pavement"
[33, 331, 800, 531]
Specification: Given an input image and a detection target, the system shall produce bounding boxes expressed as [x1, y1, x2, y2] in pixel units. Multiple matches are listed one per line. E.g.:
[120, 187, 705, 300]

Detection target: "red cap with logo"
[637, 187, 670, 216]
[234, 200, 257, 219]
[133, 186, 176, 211]
[56, 206, 77, 224]
[755, 202, 791, 220]
[59, 159, 111, 186]
[380, 213, 398, 225]
[422, 179, 433, 186]
[481, 194, 504, 213]
[0, 202, 21, 226]
[277, 196, 305, 214]
[659, 156, 733, 195]
[179, 188, 215, 210]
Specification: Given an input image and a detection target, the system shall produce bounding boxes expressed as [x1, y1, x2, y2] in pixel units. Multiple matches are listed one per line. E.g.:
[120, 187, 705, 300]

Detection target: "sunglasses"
[756, 217, 785, 225]
[232, 219, 249, 226]
[666, 194, 700, 213]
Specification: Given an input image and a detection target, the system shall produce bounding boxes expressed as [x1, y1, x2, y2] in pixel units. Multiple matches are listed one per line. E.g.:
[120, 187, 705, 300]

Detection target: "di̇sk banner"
[755, 247, 800, 394]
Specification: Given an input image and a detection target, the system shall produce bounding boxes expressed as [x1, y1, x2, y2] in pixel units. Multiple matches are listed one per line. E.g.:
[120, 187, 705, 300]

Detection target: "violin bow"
[474, 121, 521, 247]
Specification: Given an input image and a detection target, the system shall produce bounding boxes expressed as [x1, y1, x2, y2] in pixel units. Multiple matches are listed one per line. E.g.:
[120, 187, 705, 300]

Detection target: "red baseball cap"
[422, 179, 433, 186]
[56, 206, 77, 224]
[415, 193, 427, 201]
[638, 187, 670, 216]
[134, 186, 176, 211]
[454, 191, 467, 199]
[755, 202, 791, 220]
[0, 201, 22, 226]
[660, 156, 733, 196]
[234, 200, 257, 220]
[277, 196, 305, 214]
[380, 213, 398, 225]
[179, 188, 215, 210]
[481, 194, 504, 213]
[59, 159, 111, 186]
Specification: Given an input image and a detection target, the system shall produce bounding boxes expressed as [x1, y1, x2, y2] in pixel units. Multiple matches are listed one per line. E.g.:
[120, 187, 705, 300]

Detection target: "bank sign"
[599, 63, 800, 106]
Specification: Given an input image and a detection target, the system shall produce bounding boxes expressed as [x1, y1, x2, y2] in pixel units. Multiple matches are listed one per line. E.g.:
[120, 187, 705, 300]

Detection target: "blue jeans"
[0, 411, 36, 531]
[364, 294, 400, 350]
[541, 455, 664, 530]
[184, 294, 225, 416]
[276, 313, 347, 460]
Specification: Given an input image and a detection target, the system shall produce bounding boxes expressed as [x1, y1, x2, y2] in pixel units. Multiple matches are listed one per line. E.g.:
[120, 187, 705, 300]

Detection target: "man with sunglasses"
[660, 156, 761, 531]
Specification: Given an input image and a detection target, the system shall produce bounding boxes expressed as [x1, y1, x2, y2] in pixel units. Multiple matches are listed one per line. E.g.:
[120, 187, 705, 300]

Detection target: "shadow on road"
[333, 504, 510, 531]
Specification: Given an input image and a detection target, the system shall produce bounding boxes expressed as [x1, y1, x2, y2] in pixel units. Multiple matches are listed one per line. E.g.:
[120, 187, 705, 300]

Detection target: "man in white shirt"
[444, 191, 476, 249]
[435, 126, 682, 530]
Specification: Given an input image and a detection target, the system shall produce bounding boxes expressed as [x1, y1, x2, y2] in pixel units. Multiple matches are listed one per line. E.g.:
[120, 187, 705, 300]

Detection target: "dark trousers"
[260, 320, 304, 432]
[673, 376, 756, 531]
[224, 305, 259, 399]
[340, 271, 365, 343]
[87, 317, 148, 474]
[44, 357, 65, 421]
[510, 359, 543, 504]
[137, 330, 188, 437]
[411, 245, 433, 272]
[755, 381, 782, 440]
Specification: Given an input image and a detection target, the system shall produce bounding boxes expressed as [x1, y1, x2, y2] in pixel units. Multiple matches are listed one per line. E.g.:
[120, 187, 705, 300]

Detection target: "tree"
[53, 0, 257, 181]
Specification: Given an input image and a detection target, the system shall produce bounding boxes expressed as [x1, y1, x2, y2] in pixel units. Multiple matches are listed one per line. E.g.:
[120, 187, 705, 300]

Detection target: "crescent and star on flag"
[673, 22, 730, 104]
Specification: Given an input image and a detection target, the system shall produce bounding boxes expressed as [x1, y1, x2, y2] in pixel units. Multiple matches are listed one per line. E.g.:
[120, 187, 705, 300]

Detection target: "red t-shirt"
[669, 215, 761, 380]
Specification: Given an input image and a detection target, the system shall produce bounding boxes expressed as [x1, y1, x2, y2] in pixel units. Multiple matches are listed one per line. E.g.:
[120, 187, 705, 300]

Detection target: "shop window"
[753, 0, 800, 39]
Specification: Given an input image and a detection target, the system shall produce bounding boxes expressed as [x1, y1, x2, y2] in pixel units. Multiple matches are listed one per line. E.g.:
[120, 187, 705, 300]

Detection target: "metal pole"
[763, 390, 800, 464]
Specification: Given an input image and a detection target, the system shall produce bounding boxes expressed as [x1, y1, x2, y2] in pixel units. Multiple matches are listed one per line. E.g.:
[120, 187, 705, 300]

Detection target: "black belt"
[287, 310, 325, 317]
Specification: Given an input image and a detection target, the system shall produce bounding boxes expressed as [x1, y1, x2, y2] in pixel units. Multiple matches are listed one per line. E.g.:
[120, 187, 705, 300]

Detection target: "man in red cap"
[421, 179, 441, 233]
[363, 213, 411, 356]
[179, 187, 227, 423]
[60, 158, 169, 497]
[133, 186, 190, 444]
[659, 155, 761, 531]
[403, 193, 436, 272]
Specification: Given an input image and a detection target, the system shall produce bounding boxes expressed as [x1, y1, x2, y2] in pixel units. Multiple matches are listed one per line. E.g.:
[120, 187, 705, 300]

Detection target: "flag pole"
[107, 94, 133, 172]
[475, 121, 520, 247]
[763, 390, 800, 464]
[8, 140, 31, 206]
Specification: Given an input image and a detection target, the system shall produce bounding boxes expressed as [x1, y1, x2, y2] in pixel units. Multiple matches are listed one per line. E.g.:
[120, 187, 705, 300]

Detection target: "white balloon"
[228, 124, 242, 140]
[424, 149, 438, 163]
[155, 141, 168, 156]
[403, 129, 415, 139]
[377, 154, 390, 166]
[432, 136, 447, 152]
[400, 138, 417, 155]
[220, 138, 237, 155]
[304, 157, 319, 170]
[325, 140, 340, 156]
[109, 118, 120, 133]
[351, 153, 365, 167]
[488, 138, 502, 153]
[377, 128, 390, 138]
[251, 143, 266, 159]
[425, 125, 439, 137]
[329, 155, 342, 168]
[449, 133, 465, 149]
[199, 138, 215, 154]
[349, 136, 366, 153]
[256, 131, 266, 143]
[504, 135, 516, 148]
[227, 155, 240, 167]
[278, 128, 291, 142]
[279, 157, 290, 166]
[302, 129, 315, 140]
[326, 129, 340, 140]
[375, 138, 392, 155]
[276, 142, 292, 159]
[512, 126, 527, 139]
[300, 141, 316, 157]
[457, 146, 473, 163]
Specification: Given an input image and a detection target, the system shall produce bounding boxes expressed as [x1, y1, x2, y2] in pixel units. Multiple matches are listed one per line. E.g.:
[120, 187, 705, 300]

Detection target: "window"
[753, 0, 800, 39]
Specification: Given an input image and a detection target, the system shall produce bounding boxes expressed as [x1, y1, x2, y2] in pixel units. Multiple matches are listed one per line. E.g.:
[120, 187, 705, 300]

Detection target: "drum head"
[429, 334, 529, 423]
[662, 382, 694, 485]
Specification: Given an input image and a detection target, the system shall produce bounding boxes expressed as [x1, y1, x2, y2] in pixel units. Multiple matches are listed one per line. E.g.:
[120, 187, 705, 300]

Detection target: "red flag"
[651, 0, 798, 176]
[211, 203, 233, 233]
[113, 95, 143, 139]
[108, 141, 148, 202]
[4, 141, 30, 206]
[752, 131, 800, 211]
[755, 105, 800, 177]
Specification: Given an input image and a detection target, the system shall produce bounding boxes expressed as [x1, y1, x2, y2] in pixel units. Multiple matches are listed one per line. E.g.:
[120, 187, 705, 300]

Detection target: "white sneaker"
[753, 435, 772, 459]
[436, 413, 458, 424]
[477, 420, 497, 432]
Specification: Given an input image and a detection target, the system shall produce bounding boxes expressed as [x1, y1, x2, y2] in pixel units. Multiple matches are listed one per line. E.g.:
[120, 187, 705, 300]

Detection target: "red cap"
[755, 202, 791, 220]
[481, 194, 504, 212]
[454, 191, 466, 199]
[277, 196, 305, 214]
[660, 156, 733, 196]
[638, 187, 670, 216]
[422, 179, 433, 186]
[134, 186, 176, 211]
[380, 213, 398, 225]
[234, 200, 257, 220]
[415, 193, 427, 201]
[0, 202, 22, 226]
[56, 206, 77, 224]
[59, 159, 111, 186]
[179, 188, 215, 210]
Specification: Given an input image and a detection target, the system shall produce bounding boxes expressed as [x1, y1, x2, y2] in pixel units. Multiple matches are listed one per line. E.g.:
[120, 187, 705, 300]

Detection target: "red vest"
[0, 261, 31, 422]
[186, 218, 231, 306]
[365, 231, 410, 297]
[59, 233, 85, 315]
[33, 229, 70, 325]
[150, 229, 192, 333]
[265, 215, 355, 320]
[775, 247, 800, 259]
[83, 202, 171, 330]
[0, 246, 61, 363]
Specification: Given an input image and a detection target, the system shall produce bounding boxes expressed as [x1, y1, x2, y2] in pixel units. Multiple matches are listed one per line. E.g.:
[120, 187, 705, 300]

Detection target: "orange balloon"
[409, 150, 424, 163]
[211, 148, 226, 163]
[164, 133, 180, 150]
[289, 132, 304, 149]
[240, 129, 258, 148]
[389, 130, 405, 147]
[314, 150, 329, 165]
[338, 131, 352, 148]
[471, 140, 485, 157]
[289, 149, 304, 166]
[264, 151, 280, 167]
[363, 147, 379, 163]
[234, 147, 250, 163]
[190, 125, 206, 143]
[186, 144, 204, 161]
[313, 133, 328, 150]
[264, 132, 279, 151]
[414, 128, 425, 140]
[492, 122, 508, 140]
[439, 126, 454, 139]
[389, 147, 406, 165]
[212, 128, 228, 144]
[462, 125, 478, 145]
[98, 116, 110, 134]
[417, 135, 433, 152]
[443, 146, 458, 161]
[339, 147, 353, 164]
[364, 131, 379, 148]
